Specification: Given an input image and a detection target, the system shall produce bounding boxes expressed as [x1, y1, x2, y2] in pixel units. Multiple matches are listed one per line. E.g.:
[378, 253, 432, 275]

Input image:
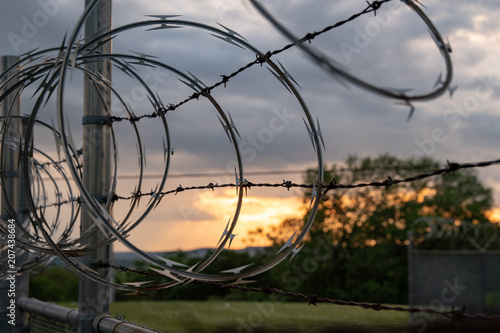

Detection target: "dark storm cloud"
[0, 0, 82, 55]
[1, 0, 500, 200]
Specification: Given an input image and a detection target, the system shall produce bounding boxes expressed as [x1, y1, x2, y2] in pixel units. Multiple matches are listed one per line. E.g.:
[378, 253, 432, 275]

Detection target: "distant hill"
[48, 247, 268, 267]
[113, 246, 267, 266]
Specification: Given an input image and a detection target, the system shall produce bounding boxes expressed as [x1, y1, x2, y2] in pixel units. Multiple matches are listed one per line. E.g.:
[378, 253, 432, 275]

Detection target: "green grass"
[60, 300, 412, 332]
[57, 300, 500, 332]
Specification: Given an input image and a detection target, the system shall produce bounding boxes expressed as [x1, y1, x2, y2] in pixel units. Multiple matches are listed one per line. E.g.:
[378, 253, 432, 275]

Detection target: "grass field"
[58, 300, 499, 333]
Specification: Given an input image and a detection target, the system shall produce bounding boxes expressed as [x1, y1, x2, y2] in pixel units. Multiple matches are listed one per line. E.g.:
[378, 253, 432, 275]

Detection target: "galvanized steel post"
[78, 1, 113, 332]
[15, 80, 30, 333]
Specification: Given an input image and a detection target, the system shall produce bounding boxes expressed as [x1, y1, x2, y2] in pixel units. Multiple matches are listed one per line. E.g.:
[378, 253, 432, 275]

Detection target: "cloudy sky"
[1, 0, 500, 252]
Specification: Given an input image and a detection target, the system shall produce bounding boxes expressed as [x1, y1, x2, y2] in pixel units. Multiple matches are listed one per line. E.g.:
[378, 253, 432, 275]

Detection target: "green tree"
[29, 266, 79, 301]
[250, 153, 494, 248]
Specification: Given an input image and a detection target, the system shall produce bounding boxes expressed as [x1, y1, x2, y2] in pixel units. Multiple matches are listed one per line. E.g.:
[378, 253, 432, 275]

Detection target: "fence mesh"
[27, 312, 77, 333]
[409, 250, 500, 315]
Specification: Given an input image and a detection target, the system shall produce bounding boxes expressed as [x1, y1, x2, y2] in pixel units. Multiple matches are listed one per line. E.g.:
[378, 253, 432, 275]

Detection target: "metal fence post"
[15, 109, 30, 333]
[78, 1, 113, 332]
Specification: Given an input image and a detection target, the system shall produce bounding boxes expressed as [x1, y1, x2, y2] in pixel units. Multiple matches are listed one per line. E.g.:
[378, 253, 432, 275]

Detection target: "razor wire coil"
[0, 0, 494, 295]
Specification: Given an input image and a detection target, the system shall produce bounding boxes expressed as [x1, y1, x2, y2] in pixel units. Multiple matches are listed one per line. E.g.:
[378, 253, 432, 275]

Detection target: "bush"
[29, 266, 79, 302]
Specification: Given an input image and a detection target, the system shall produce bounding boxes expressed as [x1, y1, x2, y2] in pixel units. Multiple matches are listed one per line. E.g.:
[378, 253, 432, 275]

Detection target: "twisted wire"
[107, 158, 500, 202]
[99, 262, 500, 323]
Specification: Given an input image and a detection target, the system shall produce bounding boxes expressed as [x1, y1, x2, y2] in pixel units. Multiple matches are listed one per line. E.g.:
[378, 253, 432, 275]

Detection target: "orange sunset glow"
[486, 208, 500, 224]
[116, 189, 306, 252]
[116, 186, 500, 252]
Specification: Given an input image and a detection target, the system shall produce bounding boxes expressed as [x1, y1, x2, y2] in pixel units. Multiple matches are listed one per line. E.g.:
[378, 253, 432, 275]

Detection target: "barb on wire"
[37, 149, 83, 168]
[96, 262, 500, 323]
[110, 158, 500, 203]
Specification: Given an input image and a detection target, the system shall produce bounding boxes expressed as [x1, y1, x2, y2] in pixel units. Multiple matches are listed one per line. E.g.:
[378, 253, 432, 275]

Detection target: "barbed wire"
[107, 158, 500, 202]
[33, 157, 500, 227]
[97, 262, 500, 323]
[36, 197, 81, 209]
[37, 149, 83, 169]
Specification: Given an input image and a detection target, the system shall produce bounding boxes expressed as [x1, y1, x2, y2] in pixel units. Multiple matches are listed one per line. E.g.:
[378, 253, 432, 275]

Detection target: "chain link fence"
[28, 312, 77, 333]
[19, 297, 161, 333]
[409, 219, 500, 316]
[409, 249, 500, 314]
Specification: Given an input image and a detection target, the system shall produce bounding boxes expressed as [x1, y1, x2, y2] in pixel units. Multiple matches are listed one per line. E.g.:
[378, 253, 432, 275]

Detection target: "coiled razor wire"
[249, 0, 453, 107]
[0, 0, 473, 294]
